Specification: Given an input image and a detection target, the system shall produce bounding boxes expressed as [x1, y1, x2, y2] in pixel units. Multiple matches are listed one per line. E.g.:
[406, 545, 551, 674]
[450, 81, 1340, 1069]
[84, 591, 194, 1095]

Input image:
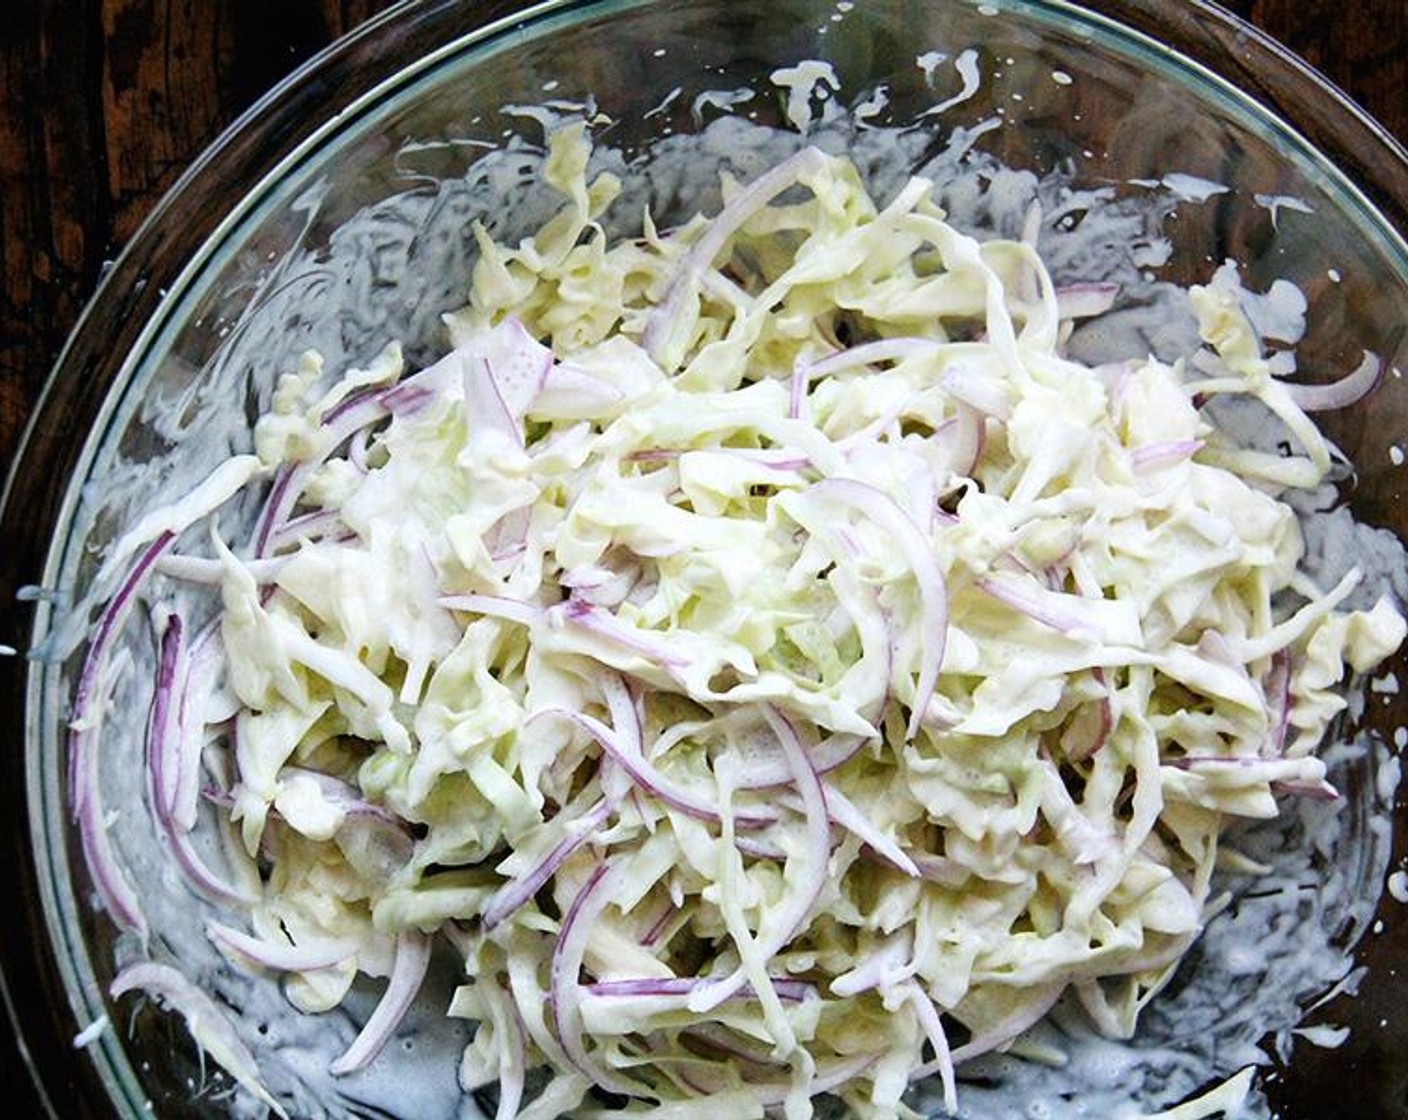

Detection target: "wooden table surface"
[1, 0, 1406, 1114]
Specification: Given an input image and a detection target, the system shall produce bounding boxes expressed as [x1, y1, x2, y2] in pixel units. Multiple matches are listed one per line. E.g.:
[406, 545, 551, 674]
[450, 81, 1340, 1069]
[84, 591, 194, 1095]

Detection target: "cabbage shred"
[95, 125, 1405, 1119]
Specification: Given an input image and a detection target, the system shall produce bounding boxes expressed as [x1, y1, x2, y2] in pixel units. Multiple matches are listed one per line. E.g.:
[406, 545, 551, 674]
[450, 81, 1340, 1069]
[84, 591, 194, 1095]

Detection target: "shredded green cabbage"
[106, 125, 1405, 1119]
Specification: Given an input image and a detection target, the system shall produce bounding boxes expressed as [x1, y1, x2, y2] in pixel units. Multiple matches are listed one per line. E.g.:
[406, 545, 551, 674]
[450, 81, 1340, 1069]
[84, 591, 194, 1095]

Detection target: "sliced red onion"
[438, 591, 546, 629]
[532, 705, 775, 828]
[471, 356, 523, 447]
[1264, 649, 1292, 758]
[69, 531, 176, 815]
[599, 671, 645, 752]
[479, 317, 555, 422]
[1062, 670, 1113, 764]
[835, 525, 866, 560]
[977, 576, 1097, 641]
[346, 425, 374, 473]
[329, 930, 433, 1076]
[171, 620, 224, 830]
[207, 921, 354, 972]
[623, 447, 683, 464]
[582, 976, 816, 1002]
[946, 401, 986, 478]
[1054, 282, 1120, 320]
[759, 728, 900, 870]
[318, 384, 384, 428]
[1196, 628, 1242, 669]
[689, 707, 830, 1014]
[69, 533, 182, 939]
[110, 961, 288, 1118]
[732, 834, 788, 861]
[558, 561, 641, 609]
[485, 506, 533, 567]
[640, 899, 678, 948]
[1282, 351, 1381, 412]
[812, 731, 867, 774]
[322, 325, 525, 432]
[814, 782, 919, 877]
[1272, 778, 1341, 801]
[800, 337, 946, 381]
[162, 812, 256, 908]
[1107, 363, 1138, 416]
[323, 349, 457, 427]
[754, 454, 812, 473]
[642, 146, 830, 364]
[809, 479, 949, 741]
[549, 862, 646, 1097]
[677, 1021, 777, 1067]
[558, 564, 624, 591]
[481, 798, 613, 931]
[436, 912, 475, 957]
[730, 730, 867, 789]
[144, 615, 254, 907]
[77, 742, 148, 938]
[697, 446, 814, 472]
[374, 380, 436, 417]
[552, 597, 692, 671]
[251, 457, 356, 563]
[146, 613, 184, 814]
[271, 508, 346, 549]
[1130, 439, 1204, 473]
[789, 356, 808, 420]
[910, 853, 973, 889]
[251, 465, 303, 559]
[202, 785, 235, 810]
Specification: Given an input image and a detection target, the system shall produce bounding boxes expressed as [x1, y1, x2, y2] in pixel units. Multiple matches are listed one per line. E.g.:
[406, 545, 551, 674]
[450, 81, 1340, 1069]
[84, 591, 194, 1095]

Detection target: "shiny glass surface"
[2, 0, 1407, 1116]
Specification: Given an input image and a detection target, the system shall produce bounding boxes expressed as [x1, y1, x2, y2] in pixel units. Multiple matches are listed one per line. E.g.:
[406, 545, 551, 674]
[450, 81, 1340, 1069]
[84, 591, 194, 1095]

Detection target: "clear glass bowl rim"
[2, 0, 1407, 1115]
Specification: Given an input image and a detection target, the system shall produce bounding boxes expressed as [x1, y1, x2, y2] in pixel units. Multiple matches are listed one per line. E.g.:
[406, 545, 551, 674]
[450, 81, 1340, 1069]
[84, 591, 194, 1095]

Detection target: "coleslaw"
[75, 124, 1405, 1119]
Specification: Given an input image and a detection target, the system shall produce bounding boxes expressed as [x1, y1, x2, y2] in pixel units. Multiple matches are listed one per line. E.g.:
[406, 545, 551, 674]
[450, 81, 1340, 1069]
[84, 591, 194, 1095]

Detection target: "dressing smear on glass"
[45, 39, 1408, 1120]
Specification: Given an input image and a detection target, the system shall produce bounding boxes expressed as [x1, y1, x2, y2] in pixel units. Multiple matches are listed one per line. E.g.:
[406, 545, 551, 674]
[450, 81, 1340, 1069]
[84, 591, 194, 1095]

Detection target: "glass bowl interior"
[4, 0, 1408, 1117]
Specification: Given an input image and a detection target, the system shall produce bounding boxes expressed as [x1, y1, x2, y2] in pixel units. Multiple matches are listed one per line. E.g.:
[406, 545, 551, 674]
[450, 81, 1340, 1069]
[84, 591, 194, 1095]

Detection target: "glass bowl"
[3, 0, 1408, 1117]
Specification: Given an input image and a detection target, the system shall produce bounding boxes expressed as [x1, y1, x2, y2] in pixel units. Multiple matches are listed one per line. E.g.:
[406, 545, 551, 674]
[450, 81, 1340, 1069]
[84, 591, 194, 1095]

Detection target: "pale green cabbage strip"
[125, 126, 1406, 1119]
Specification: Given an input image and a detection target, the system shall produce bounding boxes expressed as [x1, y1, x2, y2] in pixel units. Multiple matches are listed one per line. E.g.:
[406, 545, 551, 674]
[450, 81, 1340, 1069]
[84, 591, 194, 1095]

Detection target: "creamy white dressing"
[1254, 194, 1316, 230]
[41, 42, 1408, 1120]
[1129, 174, 1230, 205]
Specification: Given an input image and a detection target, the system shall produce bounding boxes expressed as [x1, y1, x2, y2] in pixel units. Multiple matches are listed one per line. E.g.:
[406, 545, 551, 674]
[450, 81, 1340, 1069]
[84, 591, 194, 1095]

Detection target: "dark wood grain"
[1226, 0, 1408, 140]
[0, 0, 401, 476]
[0, 0, 1405, 1115]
